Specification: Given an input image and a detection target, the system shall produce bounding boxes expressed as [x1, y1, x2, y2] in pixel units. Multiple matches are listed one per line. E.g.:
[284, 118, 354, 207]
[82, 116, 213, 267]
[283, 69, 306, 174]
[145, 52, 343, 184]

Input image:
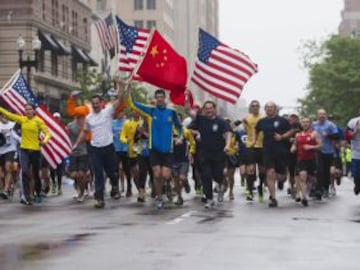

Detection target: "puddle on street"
[0, 233, 95, 270]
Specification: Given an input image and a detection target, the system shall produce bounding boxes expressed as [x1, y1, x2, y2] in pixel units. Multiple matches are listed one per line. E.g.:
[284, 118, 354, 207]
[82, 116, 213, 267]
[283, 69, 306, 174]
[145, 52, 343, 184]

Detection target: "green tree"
[299, 35, 360, 126]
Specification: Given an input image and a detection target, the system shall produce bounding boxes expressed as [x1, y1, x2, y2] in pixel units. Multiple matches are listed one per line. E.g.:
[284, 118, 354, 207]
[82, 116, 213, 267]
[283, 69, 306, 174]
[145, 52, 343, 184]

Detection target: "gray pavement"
[0, 176, 359, 270]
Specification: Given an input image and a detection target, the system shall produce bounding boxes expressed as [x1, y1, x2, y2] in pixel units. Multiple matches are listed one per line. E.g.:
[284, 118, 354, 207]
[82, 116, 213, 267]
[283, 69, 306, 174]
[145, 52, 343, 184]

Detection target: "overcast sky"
[219, 0, 344, 109]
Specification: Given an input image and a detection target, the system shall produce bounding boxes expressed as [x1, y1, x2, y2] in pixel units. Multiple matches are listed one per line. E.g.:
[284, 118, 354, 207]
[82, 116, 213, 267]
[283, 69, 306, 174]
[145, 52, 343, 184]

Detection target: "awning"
[38, 30, 59, 51]
[72, 46, 90, 63]
[52, 36, 71, 55]
[83, 51, 98, 66]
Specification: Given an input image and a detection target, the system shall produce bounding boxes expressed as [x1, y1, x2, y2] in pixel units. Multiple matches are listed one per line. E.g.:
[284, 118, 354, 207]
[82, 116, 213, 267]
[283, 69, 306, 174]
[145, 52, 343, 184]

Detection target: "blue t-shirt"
[255, 115, 291, 154]
[312, 120, 338, 154]
[112, 119, 128, 152]
[236, 129, 248, 156]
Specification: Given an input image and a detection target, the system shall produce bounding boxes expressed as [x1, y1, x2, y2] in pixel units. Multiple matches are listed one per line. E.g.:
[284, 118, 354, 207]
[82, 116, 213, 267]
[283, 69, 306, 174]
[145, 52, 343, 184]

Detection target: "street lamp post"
[16, 34, 42, 89]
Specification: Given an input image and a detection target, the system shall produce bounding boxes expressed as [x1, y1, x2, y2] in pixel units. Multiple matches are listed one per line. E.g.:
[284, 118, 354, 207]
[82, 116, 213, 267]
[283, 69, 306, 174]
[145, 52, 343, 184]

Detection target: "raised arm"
[0, 107, 24, 124]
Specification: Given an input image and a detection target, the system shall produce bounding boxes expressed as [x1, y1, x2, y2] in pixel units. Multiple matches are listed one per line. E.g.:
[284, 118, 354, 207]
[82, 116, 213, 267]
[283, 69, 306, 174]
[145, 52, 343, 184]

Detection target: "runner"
[188, 101, 232, 208]
[0, 113, 20, 200]
[243, 100, 265, 202]
[127, 88, 183, 209]
[312, 109, 338, 199]
[291, 117, 322, 206]
[0, 104, 51, 205]
[253, 101, 293, 207]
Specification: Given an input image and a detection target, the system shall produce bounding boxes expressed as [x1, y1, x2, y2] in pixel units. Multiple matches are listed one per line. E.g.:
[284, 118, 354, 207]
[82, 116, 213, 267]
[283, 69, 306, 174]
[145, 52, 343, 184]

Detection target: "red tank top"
[297, 130, 317, 161]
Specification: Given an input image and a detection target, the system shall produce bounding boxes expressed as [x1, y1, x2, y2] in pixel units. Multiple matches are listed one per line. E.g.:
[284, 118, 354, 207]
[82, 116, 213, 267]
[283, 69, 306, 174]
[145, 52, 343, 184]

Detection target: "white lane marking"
[166, 211, 197, 225]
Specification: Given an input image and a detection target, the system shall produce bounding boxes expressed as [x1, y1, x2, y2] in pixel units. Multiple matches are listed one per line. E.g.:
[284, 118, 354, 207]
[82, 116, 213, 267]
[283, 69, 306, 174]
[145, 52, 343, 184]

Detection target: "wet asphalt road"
[0, 177, 359, 270]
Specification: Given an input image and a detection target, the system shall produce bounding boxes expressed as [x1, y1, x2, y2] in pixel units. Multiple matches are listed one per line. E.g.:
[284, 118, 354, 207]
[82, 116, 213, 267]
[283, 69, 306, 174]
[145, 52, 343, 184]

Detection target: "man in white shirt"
[0, 113, 20, 199]
[347, 110, 360, 195]
[74, 82, 125, 208]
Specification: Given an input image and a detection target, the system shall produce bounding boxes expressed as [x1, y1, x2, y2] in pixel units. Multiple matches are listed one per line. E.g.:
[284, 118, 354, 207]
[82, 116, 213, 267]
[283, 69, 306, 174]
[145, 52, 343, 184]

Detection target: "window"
[83, 18, 88, 41]
[147, 20, 156, 29]
[72, 58, 78, 81]
[52, 0, 59, 26]
[51, 51, 58, 76]
[134, 20, 144, 28]
[134, 0, 143, 10]
[147, 0, 156, 10]
[38, 50, 45, 72]
[96, 0, 106, 11]
[72, 11, 78, 37]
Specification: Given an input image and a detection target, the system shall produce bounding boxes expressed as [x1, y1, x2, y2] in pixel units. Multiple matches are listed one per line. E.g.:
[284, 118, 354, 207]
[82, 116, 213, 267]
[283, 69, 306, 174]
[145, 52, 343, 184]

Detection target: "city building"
[0, 0, 96, 113]
[339, 0, 360, 37]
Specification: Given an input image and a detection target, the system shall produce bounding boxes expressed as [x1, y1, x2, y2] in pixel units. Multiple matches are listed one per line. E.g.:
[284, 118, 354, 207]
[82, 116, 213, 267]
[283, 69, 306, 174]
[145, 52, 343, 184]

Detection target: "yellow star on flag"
[150, 45, 159, 57]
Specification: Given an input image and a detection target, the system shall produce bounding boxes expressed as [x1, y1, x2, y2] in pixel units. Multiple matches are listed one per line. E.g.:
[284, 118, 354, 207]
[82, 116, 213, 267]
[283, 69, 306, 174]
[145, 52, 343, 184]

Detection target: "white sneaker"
[205, 200, 215, 209]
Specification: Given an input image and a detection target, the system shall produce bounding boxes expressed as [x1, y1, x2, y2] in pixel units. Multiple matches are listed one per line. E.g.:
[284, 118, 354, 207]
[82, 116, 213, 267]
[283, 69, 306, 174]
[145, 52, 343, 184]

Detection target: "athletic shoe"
[268, 198, 278, 208]
[51, 185, 56, 194]
[77, 195, 85, 203]
[174, 196, 184, 206]
[204, 200, 215, 209]
[295, 197, 301, 203]
[20, 198, 32, 206]
[201, 195, 207, 203]
[329, 186, 336, 196]
[354, 185, 360, 195]
[0, 191, 9, 200]
[137, 197, 145, 203]
[94, 200, 105, 209]
[258, 194, 264, 203]
[217, 185, 224, 202]
[246, 195, 253, 202]
[195, 188, 202, 196]
[156, 200, 164, 209]
[34, 195, 43, 204]
[110, 189, 121, 200]
[301, 198, 309, 207]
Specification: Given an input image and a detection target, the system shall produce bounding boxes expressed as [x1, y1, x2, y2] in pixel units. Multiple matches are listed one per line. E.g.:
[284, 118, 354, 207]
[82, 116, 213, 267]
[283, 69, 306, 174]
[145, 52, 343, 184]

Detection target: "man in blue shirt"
[127, 88, 183, 209]
[254, 101, 293, 207]
[312, 109, 338, 199]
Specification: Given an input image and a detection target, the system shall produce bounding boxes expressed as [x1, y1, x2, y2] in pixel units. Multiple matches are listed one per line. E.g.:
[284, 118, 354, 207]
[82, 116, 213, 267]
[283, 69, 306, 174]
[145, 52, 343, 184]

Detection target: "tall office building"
[339, 0, 360, 36]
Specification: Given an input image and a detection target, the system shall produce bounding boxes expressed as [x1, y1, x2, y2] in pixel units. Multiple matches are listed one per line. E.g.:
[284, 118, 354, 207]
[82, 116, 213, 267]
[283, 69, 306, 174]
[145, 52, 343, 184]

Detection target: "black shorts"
[263, 152, 287, 174]
[226, 155, 239, 168]
[333, 157, 342, 170]
[296, 159, 316, 176]
[69, 155, 89, 172]
[288, 153, 297, 177]
[150, 151, 174, 168]
[0, 151, 15, 166]
[129, 157, 138, 168]
[40, 156, 50, 169]
[172, 161, 189, 176]
[248, 148, 263, 166]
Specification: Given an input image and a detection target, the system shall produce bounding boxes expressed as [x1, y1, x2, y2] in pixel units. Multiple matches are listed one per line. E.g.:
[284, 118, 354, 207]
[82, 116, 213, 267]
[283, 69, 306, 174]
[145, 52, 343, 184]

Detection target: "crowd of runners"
[0, 81, 359, 209]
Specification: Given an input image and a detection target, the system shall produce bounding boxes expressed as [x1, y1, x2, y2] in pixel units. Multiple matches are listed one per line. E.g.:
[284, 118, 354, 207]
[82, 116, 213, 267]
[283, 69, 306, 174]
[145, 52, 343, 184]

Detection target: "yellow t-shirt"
[244, 114, 263, 148]
[120, 118, 142, 158]
[0, 107, 51, 151]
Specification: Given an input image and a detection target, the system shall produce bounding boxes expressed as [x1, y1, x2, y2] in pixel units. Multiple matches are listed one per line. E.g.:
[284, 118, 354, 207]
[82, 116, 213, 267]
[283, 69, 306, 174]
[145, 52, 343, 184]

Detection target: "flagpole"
[0, 69, 21, 95]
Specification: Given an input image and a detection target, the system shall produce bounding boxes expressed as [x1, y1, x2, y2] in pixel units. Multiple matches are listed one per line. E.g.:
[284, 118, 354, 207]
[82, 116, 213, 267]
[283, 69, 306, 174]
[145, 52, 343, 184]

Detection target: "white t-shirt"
[0, 121, 19, 155]
[85, 105, 115, 147]
[347, 116, 360, 159]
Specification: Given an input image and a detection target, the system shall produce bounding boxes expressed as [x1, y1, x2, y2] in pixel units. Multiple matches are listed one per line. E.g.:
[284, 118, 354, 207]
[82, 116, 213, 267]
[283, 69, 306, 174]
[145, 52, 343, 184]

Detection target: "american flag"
[115, 16, 150, 80]
[95, 14, 118, 58]
[191, 29, 258, 104]
[0, 70, 72, 169]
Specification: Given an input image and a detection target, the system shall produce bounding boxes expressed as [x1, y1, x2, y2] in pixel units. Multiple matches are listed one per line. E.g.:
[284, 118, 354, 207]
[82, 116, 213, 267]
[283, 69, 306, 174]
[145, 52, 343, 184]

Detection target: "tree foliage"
[299, 35, 360, 126]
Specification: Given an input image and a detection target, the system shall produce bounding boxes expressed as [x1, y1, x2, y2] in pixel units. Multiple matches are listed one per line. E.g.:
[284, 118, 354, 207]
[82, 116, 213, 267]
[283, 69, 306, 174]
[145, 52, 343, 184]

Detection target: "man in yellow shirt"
[243, 100, 265, 202]
[120, 111, 142, 198]
[0, 103, 50, 205]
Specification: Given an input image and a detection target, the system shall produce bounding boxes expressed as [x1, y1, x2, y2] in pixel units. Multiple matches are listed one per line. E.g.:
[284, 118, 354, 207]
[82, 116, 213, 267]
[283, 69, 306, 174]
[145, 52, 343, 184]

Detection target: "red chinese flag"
[136, 30, 188, 105]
